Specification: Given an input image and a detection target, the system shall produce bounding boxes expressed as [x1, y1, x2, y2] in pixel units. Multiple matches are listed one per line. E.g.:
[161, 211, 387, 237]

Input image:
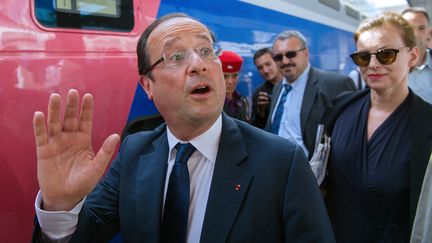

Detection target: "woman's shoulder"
[323, 89, 369, 132]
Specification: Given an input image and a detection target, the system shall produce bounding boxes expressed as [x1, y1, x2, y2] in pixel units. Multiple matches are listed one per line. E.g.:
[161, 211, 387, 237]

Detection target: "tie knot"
[174, 143, 196, 165]
[283, 84, 292, 94]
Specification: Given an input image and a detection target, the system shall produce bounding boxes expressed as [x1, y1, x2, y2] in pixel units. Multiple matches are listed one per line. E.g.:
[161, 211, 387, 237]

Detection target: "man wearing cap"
[402, 7, 432, 104]
[219, 50, 250, 122]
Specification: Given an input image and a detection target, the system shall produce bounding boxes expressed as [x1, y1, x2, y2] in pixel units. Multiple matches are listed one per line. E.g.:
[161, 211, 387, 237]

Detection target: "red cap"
[219, 50, 243, 73]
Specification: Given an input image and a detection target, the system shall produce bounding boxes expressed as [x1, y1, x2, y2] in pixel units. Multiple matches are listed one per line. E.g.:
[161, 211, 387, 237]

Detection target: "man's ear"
[304, 47, 309, 59]
[139, 75, 153, 100]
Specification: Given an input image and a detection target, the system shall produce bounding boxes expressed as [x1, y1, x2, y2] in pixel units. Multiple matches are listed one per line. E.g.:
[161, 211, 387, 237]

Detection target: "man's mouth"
[192, 85, 210, 94]
[282, 64, 295, 69]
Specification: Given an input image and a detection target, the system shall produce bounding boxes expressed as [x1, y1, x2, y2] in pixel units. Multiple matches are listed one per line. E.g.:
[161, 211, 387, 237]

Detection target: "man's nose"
[282, 55, 292, 64]
[226, 76, 234, 84]
[187, 51, 207, 73]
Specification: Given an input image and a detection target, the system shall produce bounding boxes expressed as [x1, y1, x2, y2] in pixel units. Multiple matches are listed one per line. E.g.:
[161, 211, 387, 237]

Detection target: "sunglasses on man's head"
[350, 47, 408, 67]
[272, 47, 306, 62]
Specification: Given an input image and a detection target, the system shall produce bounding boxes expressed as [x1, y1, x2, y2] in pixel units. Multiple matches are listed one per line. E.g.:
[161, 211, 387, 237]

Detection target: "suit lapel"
[300, 67, 318, 131]
[135, 130, 168, 241]
[200, 114, 253, 243]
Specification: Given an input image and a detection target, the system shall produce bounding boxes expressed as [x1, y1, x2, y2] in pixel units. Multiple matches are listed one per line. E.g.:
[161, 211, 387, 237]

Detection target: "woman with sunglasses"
[324, 12, 432, 242]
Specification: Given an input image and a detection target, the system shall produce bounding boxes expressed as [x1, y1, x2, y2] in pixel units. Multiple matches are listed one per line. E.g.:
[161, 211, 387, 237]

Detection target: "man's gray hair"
[273, 30, 308, 48]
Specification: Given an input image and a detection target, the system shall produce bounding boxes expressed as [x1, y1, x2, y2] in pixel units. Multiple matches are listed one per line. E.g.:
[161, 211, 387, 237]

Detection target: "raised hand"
[256, 91, 271, 118]
[33, 89, 120, 211]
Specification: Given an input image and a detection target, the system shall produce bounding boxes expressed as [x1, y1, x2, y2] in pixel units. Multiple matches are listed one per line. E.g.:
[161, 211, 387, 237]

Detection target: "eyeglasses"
[350, 47, 409, 67]
[272, 47, 306, 62]
[143, 43, 223, 75]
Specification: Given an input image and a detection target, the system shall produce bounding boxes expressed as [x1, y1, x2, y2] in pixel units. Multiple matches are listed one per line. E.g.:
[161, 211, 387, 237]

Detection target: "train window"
[34, 0, 134, 32]
[318, 0, 340, 11]
[345, 5, 360, 20]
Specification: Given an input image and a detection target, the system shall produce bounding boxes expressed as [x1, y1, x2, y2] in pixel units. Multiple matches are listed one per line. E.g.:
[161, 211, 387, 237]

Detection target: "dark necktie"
[270, 84, 292, 134]
[161, 143, 196, 243]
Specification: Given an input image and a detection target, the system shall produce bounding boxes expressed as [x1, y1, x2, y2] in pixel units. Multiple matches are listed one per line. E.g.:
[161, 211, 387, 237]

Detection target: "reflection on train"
[0, 0, 361, 241]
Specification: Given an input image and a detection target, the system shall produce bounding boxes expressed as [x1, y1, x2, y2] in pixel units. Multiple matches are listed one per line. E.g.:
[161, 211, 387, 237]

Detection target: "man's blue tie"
[161, 143, 196, 243]
[270, 84, 292, 134]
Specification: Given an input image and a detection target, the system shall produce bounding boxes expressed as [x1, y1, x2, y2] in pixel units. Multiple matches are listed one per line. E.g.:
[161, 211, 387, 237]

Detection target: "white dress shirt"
[35, 115, 222, 243]
[408, 49, 432, 104]
[271, 64, 310, 156]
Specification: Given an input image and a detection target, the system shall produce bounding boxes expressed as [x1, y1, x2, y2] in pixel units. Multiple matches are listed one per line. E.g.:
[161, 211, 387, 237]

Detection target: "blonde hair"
[354, 12, 416, 48]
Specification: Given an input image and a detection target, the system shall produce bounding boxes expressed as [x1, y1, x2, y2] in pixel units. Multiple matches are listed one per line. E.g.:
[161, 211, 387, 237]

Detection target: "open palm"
[33, 89, 120, 211]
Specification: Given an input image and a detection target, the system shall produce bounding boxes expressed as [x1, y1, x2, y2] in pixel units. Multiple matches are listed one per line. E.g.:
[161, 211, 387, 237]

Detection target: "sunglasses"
[272, 47, 306, 62]
[350, 47, 408, 67]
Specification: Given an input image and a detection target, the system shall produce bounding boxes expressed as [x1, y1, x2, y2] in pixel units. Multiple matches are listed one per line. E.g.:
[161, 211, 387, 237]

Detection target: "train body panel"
[0, 0, 358, 241]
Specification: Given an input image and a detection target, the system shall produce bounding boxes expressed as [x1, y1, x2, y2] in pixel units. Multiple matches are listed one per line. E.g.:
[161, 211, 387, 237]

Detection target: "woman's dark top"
[224, 90, 250, 123]
[325, 92, 412, 243]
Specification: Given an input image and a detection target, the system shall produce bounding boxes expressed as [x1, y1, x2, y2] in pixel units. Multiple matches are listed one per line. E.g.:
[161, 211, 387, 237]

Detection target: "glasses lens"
[273, 54, 283, 62]
[351, 52, 370, 67]
[285, 51, 297, 58]
[376, 49, 397, 65]
[164, 51, 188, 67]
[212, 43, 223, 57]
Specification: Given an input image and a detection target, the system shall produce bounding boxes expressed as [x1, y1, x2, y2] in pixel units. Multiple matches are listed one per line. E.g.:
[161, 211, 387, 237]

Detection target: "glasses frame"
[350, 47, 409, 67]
[143, 43, 223, 75]
[272, 47, 306, 62]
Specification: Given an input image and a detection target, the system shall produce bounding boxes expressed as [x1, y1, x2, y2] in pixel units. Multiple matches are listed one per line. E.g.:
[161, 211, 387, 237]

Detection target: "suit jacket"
[323, 89, 432, 227]
[265, 67, 355, 157]
[33, 114, 335, 243]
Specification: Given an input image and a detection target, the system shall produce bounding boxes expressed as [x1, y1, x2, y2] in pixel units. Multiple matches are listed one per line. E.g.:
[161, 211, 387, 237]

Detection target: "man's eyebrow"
[196, 33, 212, 42]
[162, 36, 181, 50]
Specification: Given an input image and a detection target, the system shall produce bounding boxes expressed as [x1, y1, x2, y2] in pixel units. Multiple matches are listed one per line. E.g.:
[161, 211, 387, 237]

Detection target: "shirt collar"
[424, 49, 431, 69]
[166, 114, 222, 163]
[416, 49, 432, 71]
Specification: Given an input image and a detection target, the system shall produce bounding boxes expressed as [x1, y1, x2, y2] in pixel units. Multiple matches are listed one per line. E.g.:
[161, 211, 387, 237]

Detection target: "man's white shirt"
[408, 49, 432, 104]
[271, 64, 310, 156]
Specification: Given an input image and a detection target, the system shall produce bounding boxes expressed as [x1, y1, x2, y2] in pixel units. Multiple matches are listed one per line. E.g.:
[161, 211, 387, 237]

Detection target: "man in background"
[402, 7, 432, 104]
[251, 48, 283, 128]
[266, 30, 355, 158]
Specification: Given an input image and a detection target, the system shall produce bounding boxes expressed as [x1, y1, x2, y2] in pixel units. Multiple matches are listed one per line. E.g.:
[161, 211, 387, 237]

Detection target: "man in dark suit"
[265, 30, 355, 158]
[32, 13, 334, 243]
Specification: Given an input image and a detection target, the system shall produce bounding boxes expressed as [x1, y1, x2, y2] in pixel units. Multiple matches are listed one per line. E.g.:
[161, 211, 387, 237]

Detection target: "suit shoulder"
[411, 92, 432, 126]
[313, 68, 351, 82]
[120, 123, 166, 154]
[311, 67, 355, 92]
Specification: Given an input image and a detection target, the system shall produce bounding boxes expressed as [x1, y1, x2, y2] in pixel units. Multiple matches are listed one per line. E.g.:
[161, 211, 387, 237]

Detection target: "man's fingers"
[63, 89, 80, 132]
[94, 134, 120, 172]
[257, 100, 270, 106]
[47, 93, 62, 137]
[79, 93, 94, 134]
[33, 112, 48, 147]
